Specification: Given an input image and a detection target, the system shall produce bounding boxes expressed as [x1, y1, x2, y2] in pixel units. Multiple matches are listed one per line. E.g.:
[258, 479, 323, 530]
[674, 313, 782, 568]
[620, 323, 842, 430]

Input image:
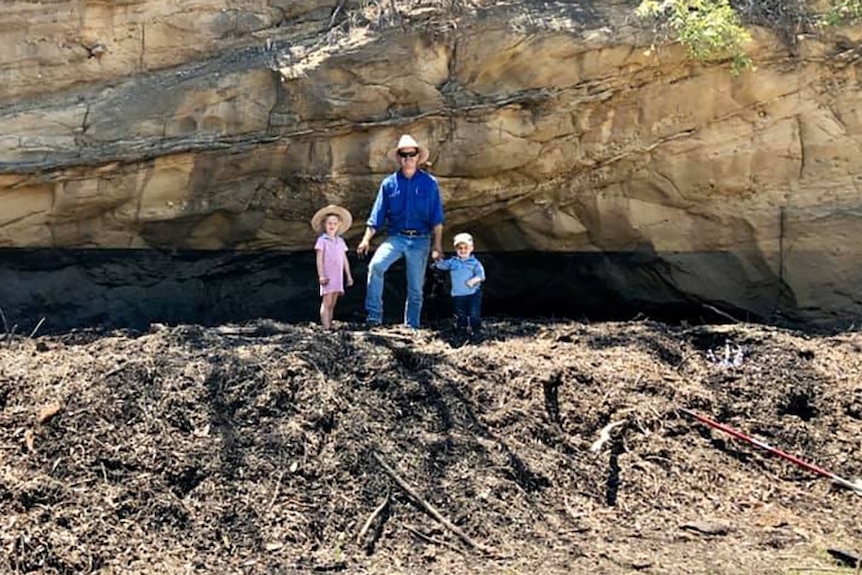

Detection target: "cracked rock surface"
[0, 1, 861, 324]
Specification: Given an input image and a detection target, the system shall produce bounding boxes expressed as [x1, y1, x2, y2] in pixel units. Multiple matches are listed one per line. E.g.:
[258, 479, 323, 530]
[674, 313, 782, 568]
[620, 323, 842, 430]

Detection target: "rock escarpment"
[1, 0, 861, 327]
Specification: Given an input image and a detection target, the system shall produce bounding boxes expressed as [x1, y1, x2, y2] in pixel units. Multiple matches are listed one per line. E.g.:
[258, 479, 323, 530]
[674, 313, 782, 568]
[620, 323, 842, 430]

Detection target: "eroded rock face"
[0, 0, 860, 326]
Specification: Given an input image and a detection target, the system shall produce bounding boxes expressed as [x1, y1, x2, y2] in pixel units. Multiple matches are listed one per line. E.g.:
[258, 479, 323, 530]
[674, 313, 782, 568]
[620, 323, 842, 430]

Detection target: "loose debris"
[371, 450, 495, 555]
[36, 402, 62, 424]
[681, 408, 862, 496]
[589, 420, 626, 454]
[0, 319, 861, 575]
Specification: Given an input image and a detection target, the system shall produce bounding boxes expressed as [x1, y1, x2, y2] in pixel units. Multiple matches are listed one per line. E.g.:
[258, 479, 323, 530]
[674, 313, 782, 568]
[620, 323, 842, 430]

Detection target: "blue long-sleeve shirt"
[366, 170, 445, 235]
[433, 256, 485, 297]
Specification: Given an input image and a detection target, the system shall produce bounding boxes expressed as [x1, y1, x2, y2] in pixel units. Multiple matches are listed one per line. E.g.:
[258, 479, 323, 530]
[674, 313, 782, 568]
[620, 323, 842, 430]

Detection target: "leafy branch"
[637, 0, 754, 75]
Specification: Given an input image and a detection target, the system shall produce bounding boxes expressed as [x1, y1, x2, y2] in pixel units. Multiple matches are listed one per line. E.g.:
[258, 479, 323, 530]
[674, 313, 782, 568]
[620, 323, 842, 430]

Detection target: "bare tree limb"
[329, 0, 347, 28]
[371, 451, 496, 556]
[0, 306, 8, 339]
[357, 494, 389, 550]
[702, 303, 741, 323]
[29, 317, 46, 339]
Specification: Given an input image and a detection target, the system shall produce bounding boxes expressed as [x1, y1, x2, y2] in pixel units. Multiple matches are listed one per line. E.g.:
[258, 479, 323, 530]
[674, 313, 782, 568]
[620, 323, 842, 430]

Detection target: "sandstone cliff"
[1, 0, 861, 327]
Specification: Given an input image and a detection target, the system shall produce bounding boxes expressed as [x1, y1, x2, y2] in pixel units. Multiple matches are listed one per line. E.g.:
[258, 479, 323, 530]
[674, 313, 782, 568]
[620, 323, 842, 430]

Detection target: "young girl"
[311, 205, 354, 329]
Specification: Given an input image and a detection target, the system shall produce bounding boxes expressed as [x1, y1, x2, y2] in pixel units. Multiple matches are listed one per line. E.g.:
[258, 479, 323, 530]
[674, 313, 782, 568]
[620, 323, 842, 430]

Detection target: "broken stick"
[702, 303, 740, 323]
[357, 494, 389, 544]
[29, 317, 45, 339]
[371, 451, 495, 555]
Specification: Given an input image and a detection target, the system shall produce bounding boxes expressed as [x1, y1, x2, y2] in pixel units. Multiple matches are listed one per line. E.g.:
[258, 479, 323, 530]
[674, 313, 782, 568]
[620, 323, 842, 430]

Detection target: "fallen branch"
[702, 303, 741, 323]
[356, 494, 389, 551]
[329, 0, 347, 28]
[29, 317, 45, 339]
[371, 451, 495, 555]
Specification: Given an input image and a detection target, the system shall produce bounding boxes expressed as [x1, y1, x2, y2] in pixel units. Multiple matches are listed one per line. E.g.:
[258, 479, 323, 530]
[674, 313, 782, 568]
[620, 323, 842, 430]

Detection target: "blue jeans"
[452, 292, 482, 334]
[365, 234, 431, 328]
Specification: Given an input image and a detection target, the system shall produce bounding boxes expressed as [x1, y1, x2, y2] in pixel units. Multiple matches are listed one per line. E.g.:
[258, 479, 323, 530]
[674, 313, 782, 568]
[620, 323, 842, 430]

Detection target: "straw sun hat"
[386, 134, 430, 165]
[310, 205, 353, 234]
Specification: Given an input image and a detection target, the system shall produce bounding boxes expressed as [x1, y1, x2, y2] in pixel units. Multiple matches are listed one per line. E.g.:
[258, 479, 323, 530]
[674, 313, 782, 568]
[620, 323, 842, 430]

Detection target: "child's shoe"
[451, 330, 468, 348]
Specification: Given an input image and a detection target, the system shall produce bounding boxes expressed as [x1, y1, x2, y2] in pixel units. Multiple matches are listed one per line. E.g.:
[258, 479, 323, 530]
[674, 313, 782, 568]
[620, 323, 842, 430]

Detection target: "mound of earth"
[1, 318, 861, 575]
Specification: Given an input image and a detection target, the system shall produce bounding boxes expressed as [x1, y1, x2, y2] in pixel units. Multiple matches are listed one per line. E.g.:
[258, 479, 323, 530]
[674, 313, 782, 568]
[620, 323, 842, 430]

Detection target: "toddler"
[432, 232, 486, 342]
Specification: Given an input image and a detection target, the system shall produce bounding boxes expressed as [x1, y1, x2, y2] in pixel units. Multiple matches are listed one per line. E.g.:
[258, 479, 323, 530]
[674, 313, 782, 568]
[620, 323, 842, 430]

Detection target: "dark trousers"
[452, 292, 482, 334]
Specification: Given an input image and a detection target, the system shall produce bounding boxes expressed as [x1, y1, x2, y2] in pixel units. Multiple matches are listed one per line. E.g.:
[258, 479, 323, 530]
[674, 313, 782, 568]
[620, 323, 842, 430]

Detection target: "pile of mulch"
[1, 318, 861, 574]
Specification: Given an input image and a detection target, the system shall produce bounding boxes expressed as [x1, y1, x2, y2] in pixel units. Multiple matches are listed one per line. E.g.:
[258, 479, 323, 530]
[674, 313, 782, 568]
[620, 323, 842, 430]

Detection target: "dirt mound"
[1, 319, 861, 574]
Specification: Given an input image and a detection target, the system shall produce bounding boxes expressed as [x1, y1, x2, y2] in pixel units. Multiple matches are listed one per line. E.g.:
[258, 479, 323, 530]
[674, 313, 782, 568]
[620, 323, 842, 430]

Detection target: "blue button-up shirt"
[433, 255, 485, 296]
[366, 170, 445, 235]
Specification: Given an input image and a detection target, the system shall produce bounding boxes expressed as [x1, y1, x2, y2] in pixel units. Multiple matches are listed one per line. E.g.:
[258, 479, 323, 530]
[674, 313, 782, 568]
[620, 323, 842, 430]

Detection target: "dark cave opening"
[0, 248, 779, 333]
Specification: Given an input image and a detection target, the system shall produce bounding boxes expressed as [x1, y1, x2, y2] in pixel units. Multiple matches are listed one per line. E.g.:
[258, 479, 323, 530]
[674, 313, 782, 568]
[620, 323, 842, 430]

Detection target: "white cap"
[453, 232, 473, 247]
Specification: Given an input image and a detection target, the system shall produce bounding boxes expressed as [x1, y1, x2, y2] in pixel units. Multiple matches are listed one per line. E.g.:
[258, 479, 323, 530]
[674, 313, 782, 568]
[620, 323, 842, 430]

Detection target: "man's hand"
[346, 276, 354, 287]
[357, 227, 376, 258]
[319, 276, 329, 286]
[431, 244, 444, 262]
[466, 277, 481, 288]
[356, 240, 370, 258]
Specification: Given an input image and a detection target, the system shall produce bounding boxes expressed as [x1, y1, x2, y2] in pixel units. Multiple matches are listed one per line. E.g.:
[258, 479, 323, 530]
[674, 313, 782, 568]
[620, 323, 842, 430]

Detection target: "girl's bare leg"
[321, 293, 339, 329]
[320, 297, 329, 329]
[325, 293, 340, 329]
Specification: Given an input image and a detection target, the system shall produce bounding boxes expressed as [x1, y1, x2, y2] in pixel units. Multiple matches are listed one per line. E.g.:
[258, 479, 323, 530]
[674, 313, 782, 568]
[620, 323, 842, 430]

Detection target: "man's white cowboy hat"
[453, 232, 474, 247]
[311, 204, 353, 234]
[387, 134, 430, 165]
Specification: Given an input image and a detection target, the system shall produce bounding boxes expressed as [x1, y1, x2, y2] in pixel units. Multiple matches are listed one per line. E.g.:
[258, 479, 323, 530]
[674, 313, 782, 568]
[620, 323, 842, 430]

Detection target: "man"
[356, 134, 445, 328]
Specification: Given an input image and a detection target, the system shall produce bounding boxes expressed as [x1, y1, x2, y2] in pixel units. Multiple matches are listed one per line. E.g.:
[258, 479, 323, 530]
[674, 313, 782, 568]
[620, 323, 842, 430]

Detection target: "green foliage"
[636, 0, 753, 75]
[824, 0, 862, 25]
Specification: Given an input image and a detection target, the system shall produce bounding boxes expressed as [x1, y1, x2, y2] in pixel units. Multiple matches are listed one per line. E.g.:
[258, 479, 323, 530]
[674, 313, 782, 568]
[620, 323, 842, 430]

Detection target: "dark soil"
[1, 318, 861, 574]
